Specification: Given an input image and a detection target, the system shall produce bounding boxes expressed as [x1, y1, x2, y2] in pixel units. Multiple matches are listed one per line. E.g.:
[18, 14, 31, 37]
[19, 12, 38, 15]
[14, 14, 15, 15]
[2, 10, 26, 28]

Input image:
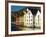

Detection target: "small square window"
[27, 20, 28, 21]
[31, 19, 32, 21]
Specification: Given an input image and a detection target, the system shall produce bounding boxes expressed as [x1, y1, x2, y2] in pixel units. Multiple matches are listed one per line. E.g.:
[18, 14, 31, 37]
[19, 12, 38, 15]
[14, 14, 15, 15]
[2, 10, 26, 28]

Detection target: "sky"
[11, 6, 41, 15]
[11, 6, 40, 11]
[11, 6, 25, 12]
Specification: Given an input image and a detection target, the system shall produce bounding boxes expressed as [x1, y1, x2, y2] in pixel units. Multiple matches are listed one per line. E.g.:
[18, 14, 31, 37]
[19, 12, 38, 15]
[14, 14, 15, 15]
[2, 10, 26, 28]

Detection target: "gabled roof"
[36, 10, 41, 16]
[26, 8, 33, 15]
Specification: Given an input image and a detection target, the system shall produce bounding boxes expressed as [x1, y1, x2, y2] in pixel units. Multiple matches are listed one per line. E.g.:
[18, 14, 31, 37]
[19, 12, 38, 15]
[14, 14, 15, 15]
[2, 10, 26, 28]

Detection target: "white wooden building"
[24, 8, 33, 27]
[35, 10, 41, 27]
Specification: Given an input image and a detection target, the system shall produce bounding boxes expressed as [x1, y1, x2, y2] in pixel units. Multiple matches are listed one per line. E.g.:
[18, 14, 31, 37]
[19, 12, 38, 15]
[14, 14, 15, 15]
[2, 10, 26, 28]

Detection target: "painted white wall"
[35, 10, 41, 27]
[0, 0, 46, 37]
[24, 8, 33, 27]
[0, 0, 5, 37]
